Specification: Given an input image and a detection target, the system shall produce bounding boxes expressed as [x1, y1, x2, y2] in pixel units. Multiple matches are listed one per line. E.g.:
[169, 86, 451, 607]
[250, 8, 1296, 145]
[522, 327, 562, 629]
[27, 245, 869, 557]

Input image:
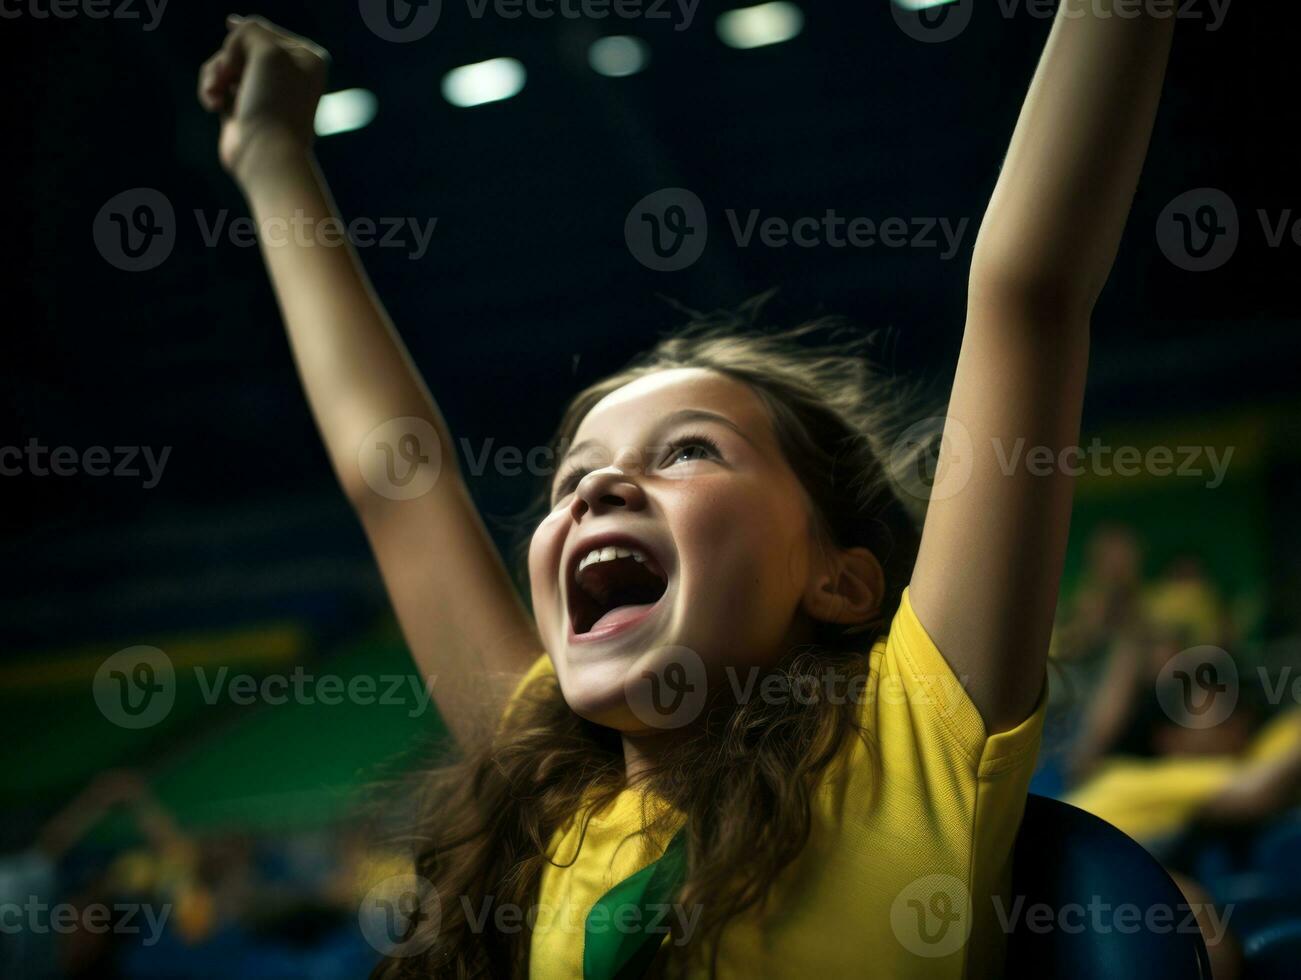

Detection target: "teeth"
[575, 545, 649, 580]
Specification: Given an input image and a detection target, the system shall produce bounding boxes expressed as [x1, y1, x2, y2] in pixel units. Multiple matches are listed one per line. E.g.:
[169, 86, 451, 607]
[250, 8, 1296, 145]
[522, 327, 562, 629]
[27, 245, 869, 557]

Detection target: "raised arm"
[908, 1, 1176, 733]
[1197, 718, 1301, 825]
[198, 16, 539, 741]
[1063, 634, 1146, 783]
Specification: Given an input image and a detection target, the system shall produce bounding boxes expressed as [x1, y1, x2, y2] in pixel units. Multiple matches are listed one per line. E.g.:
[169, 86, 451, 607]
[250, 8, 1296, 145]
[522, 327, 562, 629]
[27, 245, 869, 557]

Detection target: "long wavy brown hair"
[372, 302, 934, 978]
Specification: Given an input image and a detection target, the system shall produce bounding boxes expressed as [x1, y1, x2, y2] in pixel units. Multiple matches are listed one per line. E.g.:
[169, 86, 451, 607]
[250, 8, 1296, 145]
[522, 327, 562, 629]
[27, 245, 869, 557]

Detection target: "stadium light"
[716, 2, 804, 50]
[314, 88, 378, 137]
[589, 36, 650, 77]
[442, 58, 527, 108]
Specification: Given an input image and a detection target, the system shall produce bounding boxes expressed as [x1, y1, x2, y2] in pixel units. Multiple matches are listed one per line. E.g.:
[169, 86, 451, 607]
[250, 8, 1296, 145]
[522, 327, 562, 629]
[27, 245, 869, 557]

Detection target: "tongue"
[589, 603, 657, 633]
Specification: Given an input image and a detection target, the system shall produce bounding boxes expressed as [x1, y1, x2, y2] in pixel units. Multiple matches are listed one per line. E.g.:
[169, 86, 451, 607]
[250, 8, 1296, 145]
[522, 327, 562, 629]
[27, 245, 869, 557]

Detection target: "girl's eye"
[551, 433, 722, 502]
[552, 471, 584, 503]
[663, 434, 721, 467]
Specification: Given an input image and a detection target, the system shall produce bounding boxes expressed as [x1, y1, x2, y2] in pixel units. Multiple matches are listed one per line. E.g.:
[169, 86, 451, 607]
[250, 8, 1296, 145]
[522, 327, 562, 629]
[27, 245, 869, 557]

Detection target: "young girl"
[198, 6, 1176, 976]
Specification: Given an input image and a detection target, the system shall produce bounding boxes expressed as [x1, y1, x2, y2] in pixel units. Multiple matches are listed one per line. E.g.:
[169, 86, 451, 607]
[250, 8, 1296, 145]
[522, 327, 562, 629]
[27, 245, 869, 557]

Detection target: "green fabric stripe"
[583, 829, 688, 980]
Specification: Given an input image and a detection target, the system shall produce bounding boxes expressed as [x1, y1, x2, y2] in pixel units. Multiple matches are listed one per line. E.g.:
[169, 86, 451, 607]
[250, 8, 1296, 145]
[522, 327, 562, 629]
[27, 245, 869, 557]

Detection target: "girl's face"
[527, 368, 828, 734]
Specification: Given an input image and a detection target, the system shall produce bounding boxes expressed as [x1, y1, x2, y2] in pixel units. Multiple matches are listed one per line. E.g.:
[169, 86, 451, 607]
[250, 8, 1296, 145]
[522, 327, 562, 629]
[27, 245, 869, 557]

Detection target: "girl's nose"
[569, 461, 647, 521]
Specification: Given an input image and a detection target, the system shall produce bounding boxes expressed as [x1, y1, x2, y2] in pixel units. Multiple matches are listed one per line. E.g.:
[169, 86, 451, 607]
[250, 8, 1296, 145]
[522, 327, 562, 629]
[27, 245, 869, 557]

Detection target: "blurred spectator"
[1067, 701, 1301, 848]
[1053, 541, 1298, 980]
[1060, 544, 1236, 784]
[0, 770, 154, 978]
[100, 783, 212, 947]
[1144, 552, 1237, 652]
[1052, 523, 1148, 667]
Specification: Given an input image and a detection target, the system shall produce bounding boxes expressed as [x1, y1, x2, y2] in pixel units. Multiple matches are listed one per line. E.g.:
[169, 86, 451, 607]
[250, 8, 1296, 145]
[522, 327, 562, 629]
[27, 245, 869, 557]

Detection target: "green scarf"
[582, 828, 688, 980]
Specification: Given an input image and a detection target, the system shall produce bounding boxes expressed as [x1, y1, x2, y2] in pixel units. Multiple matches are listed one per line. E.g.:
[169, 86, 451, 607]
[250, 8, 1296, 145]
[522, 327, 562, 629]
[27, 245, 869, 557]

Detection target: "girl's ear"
[803, 546, 885, 626]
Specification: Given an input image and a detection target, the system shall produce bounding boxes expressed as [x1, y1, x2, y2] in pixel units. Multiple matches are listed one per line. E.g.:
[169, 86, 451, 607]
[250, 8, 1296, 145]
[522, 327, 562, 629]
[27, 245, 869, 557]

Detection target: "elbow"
[968, 254, 1100, 327]
[337, 414, 456, 517]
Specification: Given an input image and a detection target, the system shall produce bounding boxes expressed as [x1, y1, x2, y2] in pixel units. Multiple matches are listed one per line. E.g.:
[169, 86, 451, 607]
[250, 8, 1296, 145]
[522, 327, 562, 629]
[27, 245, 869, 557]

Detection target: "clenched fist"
[197, 14, 330, 183]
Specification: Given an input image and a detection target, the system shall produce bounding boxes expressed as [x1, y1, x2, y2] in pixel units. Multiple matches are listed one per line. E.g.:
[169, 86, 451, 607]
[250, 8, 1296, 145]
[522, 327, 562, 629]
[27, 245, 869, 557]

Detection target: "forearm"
[970, 0, 1176, 314]
[1067, 640, 1141, 771]
[236, 141, 450, 506]
[1198, 742, 1301, 825]
[34, 772, 140, 858]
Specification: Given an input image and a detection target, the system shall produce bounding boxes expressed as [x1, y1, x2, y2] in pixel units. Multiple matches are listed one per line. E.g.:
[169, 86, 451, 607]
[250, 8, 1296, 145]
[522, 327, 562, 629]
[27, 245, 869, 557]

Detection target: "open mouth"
[567, 542, 669, 636]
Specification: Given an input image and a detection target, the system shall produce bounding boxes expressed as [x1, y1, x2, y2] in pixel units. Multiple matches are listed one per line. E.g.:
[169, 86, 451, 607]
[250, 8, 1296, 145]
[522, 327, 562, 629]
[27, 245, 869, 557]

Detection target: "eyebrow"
[557, 408, 757, 472]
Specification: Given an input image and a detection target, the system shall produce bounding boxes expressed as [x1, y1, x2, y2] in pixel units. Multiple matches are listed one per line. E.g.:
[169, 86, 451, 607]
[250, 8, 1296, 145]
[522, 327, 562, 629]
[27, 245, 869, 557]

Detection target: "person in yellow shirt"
[195, 3, 1175, 975]
[518, 585, 1045, 979]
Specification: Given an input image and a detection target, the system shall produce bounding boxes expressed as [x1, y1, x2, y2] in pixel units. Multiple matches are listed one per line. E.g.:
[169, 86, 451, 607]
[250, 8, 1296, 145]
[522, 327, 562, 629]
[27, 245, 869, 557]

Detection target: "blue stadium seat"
[1004, 794, 1213, 979]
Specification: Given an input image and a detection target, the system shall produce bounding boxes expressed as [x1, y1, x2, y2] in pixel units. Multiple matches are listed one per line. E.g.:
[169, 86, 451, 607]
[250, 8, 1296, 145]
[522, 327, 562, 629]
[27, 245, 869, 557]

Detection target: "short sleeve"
[848, 586, 1049, 979]
[870, 585, 1048, 779]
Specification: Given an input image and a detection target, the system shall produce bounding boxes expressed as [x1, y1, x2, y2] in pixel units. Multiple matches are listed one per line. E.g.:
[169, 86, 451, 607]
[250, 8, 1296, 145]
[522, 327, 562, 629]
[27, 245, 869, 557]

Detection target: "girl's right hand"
[197, 14, 330, 185]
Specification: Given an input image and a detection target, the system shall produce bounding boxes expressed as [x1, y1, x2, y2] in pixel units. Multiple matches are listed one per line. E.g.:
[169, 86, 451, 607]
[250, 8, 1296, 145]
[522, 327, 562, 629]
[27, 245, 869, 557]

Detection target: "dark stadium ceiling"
[4, 0, 1298, 650]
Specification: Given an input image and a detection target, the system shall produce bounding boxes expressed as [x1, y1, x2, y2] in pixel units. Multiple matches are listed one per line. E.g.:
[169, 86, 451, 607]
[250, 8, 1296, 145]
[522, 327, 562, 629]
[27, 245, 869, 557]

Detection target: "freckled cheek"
[672, 485, 786, 601]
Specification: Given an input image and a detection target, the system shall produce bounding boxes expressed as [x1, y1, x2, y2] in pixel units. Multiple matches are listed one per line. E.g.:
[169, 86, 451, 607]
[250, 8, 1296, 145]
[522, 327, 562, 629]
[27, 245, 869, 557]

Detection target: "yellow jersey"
[1066, 708, 1301, 842]
[519, 585, 1048, 978]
